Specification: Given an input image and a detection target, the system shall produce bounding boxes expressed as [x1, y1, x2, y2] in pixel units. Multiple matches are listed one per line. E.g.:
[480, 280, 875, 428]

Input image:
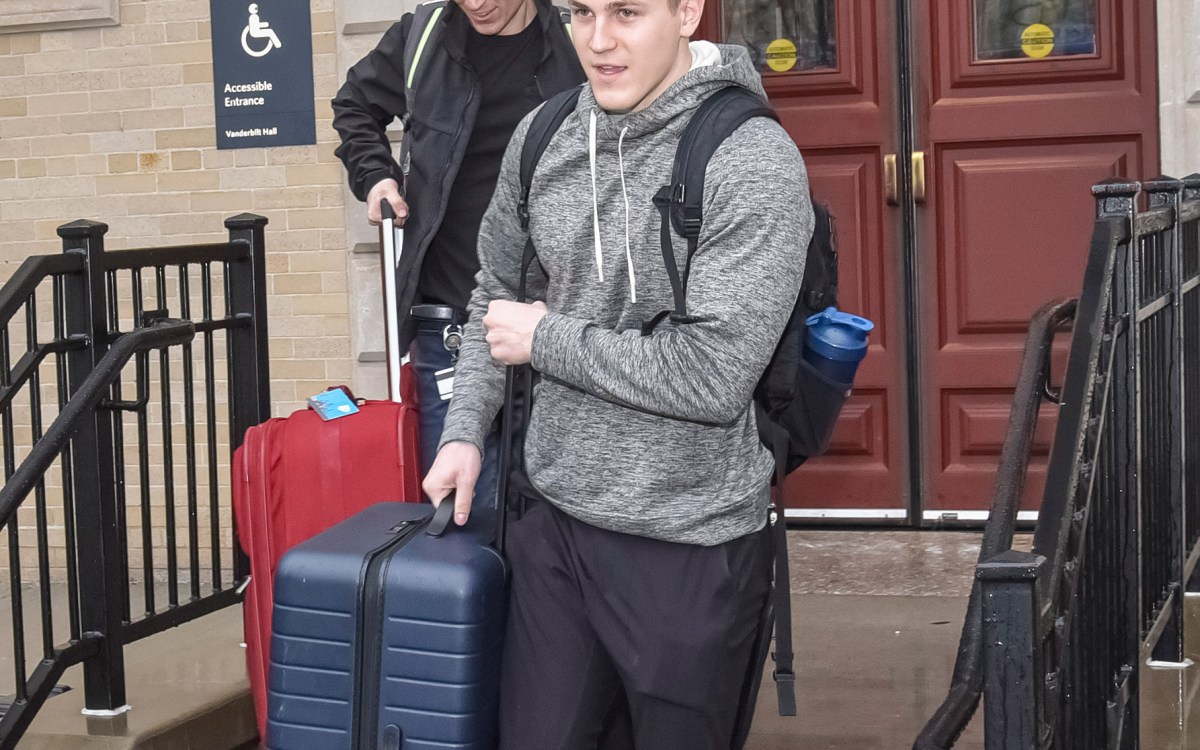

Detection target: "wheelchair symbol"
[241, 3, 282, 58]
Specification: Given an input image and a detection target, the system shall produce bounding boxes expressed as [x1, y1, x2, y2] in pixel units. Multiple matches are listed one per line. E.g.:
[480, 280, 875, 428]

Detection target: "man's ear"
[678, 0, 703, 37]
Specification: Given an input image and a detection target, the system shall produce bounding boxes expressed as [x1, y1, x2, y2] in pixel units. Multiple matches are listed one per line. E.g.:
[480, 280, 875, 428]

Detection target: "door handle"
[912, 151, 927, 204]
[884, 154, 898, 205]
[884, 152, 928, 205]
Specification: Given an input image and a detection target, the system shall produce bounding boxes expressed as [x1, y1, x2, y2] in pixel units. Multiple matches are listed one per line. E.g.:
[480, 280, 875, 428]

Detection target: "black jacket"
[332, 0, 585, 350]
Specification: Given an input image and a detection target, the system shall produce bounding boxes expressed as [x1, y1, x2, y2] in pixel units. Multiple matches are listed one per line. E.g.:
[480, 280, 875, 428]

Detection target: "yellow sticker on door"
[766, 38, 797, 72]
[1021, 24, 1055, 59]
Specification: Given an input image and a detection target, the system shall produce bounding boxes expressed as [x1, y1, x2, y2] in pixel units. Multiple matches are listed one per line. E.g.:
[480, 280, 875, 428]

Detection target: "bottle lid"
[803, 306, 875, 363]
[805, 306, 875, 334]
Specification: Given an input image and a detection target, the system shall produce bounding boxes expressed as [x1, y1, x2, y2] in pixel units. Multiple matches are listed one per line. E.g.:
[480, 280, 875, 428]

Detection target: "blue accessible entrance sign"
[210, 0, 316, 149]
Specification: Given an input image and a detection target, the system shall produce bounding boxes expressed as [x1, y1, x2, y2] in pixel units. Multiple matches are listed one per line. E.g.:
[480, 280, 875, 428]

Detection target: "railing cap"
[1144, 176, 1183, 208]
[1142, 175, 1183, 194]
[1183, 173, 1200, 199]
[224, 213, 269, 231]
[1091, 178, 1140, 199]
[56, 219, 108, 239]
[976, 550, 1046, 581]
[1092, 178, 1139, 219]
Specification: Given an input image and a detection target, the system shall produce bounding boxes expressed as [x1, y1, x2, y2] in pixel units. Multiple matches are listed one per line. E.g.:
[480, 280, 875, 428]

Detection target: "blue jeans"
[409, 305, 501, 538]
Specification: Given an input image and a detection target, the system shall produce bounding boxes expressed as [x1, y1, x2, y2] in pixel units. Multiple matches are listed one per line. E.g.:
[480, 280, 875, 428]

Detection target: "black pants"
[409, 305, 501, 531]
[498, 500, 772, 750]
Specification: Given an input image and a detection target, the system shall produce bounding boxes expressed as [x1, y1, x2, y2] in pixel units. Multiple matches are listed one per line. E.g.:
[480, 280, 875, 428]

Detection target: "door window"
[721, 0, 836, 74]
[973, 0, 1097, 60]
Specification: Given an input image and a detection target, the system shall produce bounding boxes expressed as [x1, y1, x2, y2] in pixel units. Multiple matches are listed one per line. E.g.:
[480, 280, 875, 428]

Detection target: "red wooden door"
[913, 0, 1160, 520]
[701, 0, 1160, 523]
[701, 1, 912, 522]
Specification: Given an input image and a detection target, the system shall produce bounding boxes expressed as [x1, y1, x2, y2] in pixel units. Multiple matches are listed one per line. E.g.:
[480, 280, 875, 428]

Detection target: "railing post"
[1183, 174, 1200, 594]
[56, 219, 129, 715]
[1093, 181, 1144, 748]
[223, 213, 271, 445]
[223, 214, 270, 581]
[1145, 177, 1187, 665]
[1184, 173, 1200, 212]
[979, 550, 1045, 750]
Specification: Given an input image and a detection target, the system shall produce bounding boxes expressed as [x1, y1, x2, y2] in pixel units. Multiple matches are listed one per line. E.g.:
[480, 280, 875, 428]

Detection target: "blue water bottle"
[803, 307, 875, 384]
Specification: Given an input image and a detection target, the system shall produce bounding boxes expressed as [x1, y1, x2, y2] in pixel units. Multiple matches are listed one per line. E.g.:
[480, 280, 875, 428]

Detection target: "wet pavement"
[744, 592, 983, 748]
[744, 530, 987, 749]
[1139, 593, 1200, 750]
[5, 528, 1200, 748]
[0, 585, 257, 750]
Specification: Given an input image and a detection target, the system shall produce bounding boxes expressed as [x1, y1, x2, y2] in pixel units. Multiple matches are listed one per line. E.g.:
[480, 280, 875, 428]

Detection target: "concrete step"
[13, 604, 255, 750]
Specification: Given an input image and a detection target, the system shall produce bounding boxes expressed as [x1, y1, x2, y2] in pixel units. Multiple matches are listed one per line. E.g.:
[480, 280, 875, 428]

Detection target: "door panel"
[973, 0, 1099, 61]
[936, 142, 1134, 343]
[788, 148, 906, 510]
[917, 0, 1159, 516]
[702, 1, 911, 516]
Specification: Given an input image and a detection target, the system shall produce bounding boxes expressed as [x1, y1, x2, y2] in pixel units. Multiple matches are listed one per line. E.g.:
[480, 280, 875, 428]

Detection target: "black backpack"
[515, 84, 848, 724]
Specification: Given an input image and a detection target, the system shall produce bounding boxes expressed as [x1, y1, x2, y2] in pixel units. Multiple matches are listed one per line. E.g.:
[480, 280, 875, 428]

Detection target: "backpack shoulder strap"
[514, 85, 581, 300]
[647, 86, 779, 326]
[801, 199, 838, 315]
[671, 86, 779, 241]
[404, 0, 449, 91]
[518, 86, 582, 231]
[554, 4, 573, 38]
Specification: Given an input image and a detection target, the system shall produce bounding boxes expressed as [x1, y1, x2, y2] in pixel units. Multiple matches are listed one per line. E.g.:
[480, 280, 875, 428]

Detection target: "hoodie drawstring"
[617, 125, 636, 302]
[588, 111, 605, 283]
[588, 109, 638, 302]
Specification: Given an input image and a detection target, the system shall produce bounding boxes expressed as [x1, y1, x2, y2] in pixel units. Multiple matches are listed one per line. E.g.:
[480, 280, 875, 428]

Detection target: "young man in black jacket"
[331, 0, 584, 514]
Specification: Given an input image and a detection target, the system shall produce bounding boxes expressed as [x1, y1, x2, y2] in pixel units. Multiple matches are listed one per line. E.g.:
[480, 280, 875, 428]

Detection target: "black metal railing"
[914, 298, 1077, 749]
[0, 215, 271, 748]
[916, 173, 1200, 749]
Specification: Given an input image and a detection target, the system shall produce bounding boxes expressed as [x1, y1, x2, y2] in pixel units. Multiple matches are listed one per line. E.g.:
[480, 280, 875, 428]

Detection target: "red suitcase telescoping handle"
[379, 202, 405, 403]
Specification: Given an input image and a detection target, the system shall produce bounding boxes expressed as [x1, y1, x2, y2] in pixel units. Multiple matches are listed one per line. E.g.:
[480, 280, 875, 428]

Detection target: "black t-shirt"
[419, 21, 545, 309]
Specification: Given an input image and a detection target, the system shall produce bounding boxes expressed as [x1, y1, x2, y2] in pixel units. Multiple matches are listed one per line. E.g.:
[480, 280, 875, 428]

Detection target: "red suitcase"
[233, 209, 420, 739]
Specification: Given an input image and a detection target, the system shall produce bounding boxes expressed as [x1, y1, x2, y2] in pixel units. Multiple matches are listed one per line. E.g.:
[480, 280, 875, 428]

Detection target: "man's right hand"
[422, 441, 482, 526]
[367, 178, 409, 226]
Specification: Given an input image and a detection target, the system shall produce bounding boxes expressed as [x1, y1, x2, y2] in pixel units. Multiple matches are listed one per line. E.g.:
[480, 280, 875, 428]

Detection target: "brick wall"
[0, 0, 367, 584]
[0, 0, 352, 415]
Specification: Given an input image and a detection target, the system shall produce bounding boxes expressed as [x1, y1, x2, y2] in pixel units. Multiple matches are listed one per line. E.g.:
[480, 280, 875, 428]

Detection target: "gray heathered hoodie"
[440, 44, 813, 546]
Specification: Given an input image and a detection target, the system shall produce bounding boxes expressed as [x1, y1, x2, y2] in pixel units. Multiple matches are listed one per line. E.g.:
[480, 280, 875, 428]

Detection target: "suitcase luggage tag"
[307, 387, 360, 421]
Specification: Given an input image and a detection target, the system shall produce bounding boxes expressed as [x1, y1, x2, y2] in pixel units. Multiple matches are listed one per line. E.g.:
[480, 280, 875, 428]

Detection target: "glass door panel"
[721, 0, 837, 73]
[973, 0, 1098, 60]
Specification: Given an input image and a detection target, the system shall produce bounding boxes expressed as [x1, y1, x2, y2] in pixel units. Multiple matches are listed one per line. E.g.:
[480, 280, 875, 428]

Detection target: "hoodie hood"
[578, 43, 767, 141]
[576, 44, 765, 302]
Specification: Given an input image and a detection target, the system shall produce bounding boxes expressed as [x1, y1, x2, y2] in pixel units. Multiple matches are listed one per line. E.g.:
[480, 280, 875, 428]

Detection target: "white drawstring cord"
[617, 125, 637, 302]
[588, 110, 604, 283]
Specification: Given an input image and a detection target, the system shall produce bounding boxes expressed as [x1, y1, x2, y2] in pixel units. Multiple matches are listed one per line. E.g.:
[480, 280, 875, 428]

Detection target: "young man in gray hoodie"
[423, 0, 813, 743]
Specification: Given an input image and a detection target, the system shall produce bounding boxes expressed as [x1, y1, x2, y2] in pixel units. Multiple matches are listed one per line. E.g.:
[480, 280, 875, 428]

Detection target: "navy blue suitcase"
[265, 501, 508, 749]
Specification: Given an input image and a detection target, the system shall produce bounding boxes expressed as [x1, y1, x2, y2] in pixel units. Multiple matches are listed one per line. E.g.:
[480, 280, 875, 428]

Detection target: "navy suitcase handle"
[425, 491, 456, 538]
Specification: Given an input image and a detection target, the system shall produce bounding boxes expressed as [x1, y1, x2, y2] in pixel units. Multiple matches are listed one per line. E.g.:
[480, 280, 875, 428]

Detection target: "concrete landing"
[18, 528, 1199, 749]
[10, 604, 255, 750]
[8, 529, 987, 749]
